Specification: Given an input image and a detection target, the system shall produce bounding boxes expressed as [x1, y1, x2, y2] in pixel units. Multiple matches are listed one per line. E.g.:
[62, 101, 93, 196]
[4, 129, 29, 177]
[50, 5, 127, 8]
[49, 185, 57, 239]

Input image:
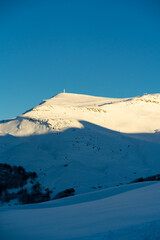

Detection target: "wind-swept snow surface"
[1, 182, 160, 240]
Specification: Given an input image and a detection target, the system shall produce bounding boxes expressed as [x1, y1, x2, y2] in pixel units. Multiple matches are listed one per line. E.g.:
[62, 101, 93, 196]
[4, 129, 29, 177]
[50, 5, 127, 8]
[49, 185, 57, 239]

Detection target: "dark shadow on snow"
[0, 119, 160, 205]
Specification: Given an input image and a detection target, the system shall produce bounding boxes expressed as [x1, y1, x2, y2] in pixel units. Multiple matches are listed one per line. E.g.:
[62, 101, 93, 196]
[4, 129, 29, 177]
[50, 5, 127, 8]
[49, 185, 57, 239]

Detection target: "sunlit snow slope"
[0, 93, 160, 194]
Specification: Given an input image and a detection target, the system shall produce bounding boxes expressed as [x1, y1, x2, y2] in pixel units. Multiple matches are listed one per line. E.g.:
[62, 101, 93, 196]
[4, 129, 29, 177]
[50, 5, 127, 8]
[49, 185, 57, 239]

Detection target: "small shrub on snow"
[53, 188, 75, 200]
[130, 174, 160, 183]
[18, 184, 51, 204]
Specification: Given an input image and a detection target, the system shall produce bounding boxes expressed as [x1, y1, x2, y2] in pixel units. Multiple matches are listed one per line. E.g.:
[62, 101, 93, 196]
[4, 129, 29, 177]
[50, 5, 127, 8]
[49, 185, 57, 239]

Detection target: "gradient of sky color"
[0, 0, 160, 120]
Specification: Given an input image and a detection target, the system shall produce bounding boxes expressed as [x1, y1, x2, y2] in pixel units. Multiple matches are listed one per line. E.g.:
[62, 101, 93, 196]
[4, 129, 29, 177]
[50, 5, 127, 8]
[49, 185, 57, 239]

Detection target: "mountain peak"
[1, 92, 160, 137]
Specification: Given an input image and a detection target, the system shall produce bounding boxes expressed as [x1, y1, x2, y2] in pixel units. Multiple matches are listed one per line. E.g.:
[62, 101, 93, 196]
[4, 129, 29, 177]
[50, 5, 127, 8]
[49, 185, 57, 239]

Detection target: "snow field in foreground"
[1, 182, 160, 240]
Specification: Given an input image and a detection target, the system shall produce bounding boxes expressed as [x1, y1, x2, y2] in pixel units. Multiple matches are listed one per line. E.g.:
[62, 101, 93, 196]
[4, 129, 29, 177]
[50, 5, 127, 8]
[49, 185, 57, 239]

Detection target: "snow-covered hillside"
[1, 92, 160, 135]
[0, 92, 160, 196]
[1, 182, 160, 240]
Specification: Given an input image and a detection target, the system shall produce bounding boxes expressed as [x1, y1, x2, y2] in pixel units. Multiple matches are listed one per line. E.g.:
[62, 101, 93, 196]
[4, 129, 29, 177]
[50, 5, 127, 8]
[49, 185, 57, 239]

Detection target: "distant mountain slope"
[0, 93, 160, 196]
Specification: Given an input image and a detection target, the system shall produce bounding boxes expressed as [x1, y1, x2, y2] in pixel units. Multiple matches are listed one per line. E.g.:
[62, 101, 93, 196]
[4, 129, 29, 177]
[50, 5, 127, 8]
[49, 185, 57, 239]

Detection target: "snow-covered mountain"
[1, 92, 160, 196]
[1, 92, 160, 239]
[2, 92, 160, 135]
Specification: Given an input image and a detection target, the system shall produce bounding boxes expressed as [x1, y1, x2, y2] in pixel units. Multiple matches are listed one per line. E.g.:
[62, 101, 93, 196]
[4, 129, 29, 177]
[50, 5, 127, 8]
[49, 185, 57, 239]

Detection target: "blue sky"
[0, 0, 160, 120]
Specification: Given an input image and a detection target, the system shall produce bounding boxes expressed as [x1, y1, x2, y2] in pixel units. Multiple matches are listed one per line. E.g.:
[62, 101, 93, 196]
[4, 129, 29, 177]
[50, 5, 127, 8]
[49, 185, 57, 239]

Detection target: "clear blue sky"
[0, 0, 160, 120]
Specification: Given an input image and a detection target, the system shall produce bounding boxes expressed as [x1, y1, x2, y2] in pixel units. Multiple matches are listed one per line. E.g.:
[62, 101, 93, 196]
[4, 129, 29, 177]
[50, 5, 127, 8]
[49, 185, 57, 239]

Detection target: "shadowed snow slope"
[1, 182, 160, 240]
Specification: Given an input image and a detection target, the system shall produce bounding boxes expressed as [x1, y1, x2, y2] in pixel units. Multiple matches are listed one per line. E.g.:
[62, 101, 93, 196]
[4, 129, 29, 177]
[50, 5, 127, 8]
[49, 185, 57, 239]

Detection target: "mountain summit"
[1, 92, 160, 136]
